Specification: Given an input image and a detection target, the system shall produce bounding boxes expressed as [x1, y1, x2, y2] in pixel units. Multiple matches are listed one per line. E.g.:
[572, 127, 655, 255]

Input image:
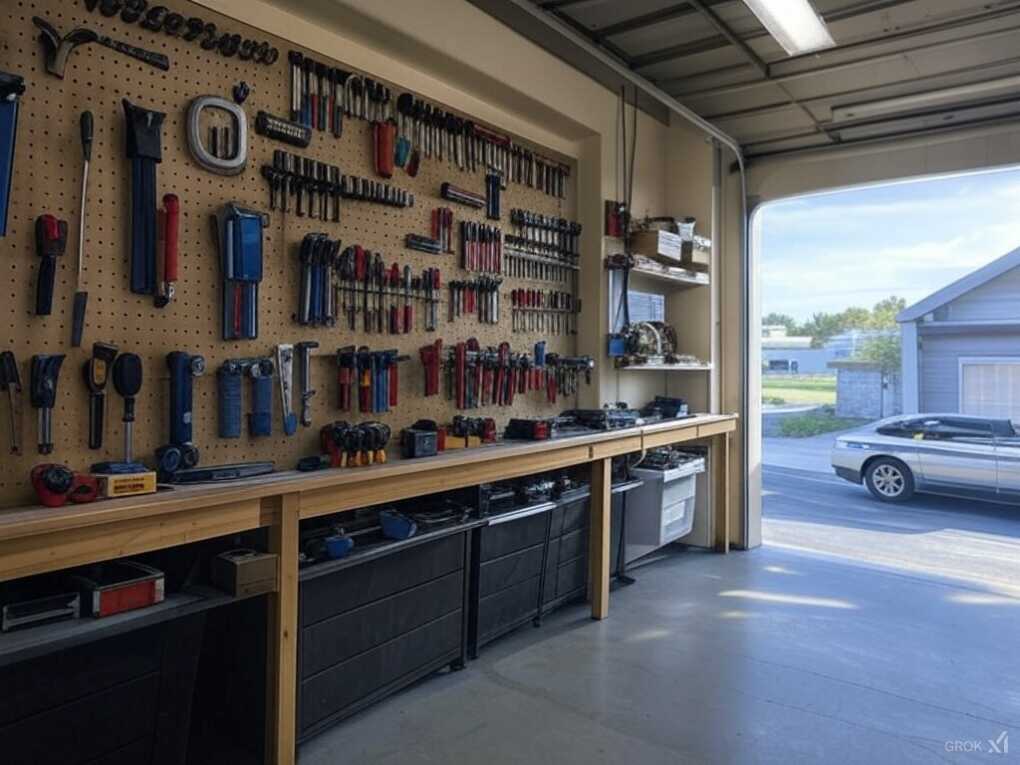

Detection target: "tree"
[855, 334, 901, 372]
[868, 296, 907, 328]
[762, 312, 799, 333]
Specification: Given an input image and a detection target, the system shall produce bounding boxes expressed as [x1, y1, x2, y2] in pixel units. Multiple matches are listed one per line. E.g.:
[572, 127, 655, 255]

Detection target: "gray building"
[898, 248, 1020, 419]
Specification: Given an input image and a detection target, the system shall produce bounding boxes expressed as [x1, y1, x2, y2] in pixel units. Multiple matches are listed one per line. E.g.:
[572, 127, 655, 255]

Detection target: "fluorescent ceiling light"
[831, 75, 1020, 123]
[742, 0, 835, 56]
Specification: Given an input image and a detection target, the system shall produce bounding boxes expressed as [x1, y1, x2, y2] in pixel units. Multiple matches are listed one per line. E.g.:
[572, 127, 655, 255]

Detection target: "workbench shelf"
[616, 363, 714, 372]
[629, 264, 709, 289]
[0, 586, 256, 669]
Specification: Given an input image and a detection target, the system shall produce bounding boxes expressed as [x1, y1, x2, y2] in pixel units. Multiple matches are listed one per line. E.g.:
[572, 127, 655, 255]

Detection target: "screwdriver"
[35, 214, 68, 316]
[0, 351, 21, 454]
[83, 342, 118, 450]
[113, 353, 143, 464]
[71, 111, 93, 346]
[29, 354, 64, 455]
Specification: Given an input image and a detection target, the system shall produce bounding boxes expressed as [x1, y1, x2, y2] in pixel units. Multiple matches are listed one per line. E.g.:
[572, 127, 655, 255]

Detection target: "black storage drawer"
[555, 556, 587, 600]
[478, 543, 544, 596]
[2, 673, 159, 765]
[300, 610, 462, 733]
[557, 527, 588, 563]
[0, 628, 162, 727]
[480, 512, 549, 561]
[302, 533, 464, 627]
[302, 572, 463, 676]
[477, 576, 539, 640]
[559, 498, 589, 535]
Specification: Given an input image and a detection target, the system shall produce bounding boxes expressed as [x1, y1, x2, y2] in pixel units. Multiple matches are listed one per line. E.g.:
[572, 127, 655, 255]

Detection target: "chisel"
[71, 111, 92, 346]
[0, 351, 21, 454]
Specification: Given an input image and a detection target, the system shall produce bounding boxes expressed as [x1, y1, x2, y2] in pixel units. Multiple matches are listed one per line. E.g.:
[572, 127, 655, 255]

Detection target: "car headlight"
[839, 441, 870, 450]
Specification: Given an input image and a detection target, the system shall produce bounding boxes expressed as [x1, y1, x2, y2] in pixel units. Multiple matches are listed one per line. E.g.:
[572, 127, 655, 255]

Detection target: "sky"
[757, 166, 1020, 323]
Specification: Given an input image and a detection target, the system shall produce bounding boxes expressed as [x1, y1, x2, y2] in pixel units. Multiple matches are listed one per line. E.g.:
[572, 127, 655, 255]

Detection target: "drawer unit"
[301, 533, 464, 627]
[297, 526, 477, 743]
[472, 494, 591, 653]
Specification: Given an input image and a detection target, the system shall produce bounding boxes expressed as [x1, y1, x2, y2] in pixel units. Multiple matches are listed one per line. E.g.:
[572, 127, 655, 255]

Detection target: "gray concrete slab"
[300, 505, 1020, 764]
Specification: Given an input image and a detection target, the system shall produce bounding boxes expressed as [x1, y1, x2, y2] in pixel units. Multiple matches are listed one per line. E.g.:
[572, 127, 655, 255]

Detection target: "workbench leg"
[713, 433, 731, 553]
[266, 494, 300, 765]
[589, 457, 612, 619]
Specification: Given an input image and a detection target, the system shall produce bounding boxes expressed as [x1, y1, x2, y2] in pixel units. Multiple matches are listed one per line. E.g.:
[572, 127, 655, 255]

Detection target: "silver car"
[831, 414, 1020, 503]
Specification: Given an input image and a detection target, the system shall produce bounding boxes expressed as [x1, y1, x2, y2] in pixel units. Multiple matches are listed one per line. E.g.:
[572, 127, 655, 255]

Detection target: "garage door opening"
[754, 165, 1020, 594]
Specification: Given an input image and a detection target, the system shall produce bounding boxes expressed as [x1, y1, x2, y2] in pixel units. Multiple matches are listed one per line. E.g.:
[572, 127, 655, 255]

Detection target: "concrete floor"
[300, 542, 1020, 764]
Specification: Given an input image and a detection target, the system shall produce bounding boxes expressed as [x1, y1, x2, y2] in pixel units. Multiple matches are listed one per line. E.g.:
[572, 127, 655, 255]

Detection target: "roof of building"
[897, 246, 1020, 323]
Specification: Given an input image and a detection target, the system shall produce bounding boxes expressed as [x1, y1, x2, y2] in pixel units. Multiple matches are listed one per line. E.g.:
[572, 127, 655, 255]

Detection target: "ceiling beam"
[539, 0, 606, 10]
[630, 0, 1005, 71]
[744, 108, 1020, 161]
[669, 17, 1020, 99]
[592, 4, 699, 40]
[701, 55, 1020, 122]
[547, 6, 636, 67]
[686, 0, 768, 76]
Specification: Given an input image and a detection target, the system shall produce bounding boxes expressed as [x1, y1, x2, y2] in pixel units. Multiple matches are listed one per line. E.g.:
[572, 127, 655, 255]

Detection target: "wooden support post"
[713, 432, 731, 553]
[589, 457, 612, 619]
[266, 493, 299, 765]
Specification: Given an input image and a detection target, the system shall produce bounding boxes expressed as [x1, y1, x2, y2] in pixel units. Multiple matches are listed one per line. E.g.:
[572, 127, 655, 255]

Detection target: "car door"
[915, 418, 998, 493]
[994, 434, 1020, 498]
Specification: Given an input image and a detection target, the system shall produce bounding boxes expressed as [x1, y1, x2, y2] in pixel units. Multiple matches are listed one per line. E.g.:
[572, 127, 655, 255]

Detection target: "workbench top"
[0, 413, 736, 546]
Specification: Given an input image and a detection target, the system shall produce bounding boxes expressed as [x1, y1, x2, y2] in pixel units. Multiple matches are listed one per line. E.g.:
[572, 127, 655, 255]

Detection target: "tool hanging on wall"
[71, 111, 93, 346]
[373, 119, 396, 178]
[296, 341, 318, 427]
[187, 96, 248, 175]
[34, 214, 67, 317]
[155, 351, 205, 477]
[81, 2, 278, 65]
[431, 208, 453, 253]
[0, 71, 25, 238]
[217, 357, 272, 438]
[29, 354, 64, 456]
[441, 182, 485, 209]
[486, 173, 502, 220]
[460, 222, 502, 274]
[33, 16, 170, 79]
[0, 351, 21, 454]
[297, 233, 340, 327]
[123, 99, 165, 296]
[405, 234, 441, 255]
[83, 342, 118, 451]
[216, 203, 267, 340]
[276, 344, 298, 436]
[155, 194, 180, 308]
[255, 110, 311, 148]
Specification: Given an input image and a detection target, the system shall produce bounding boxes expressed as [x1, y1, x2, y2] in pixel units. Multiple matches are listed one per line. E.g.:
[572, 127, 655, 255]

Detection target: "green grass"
[779, 413, 867, 438]
[762, 375, 836, 406]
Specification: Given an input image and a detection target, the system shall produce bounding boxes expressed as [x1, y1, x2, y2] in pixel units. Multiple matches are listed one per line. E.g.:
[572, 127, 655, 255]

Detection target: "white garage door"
[960, 358, 1020, 421]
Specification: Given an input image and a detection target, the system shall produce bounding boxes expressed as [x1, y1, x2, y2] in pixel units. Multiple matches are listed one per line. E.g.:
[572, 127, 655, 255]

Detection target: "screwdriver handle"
[36, 251, 57, 316]
[80, 111, 94, 162]
[87, 392, 104, 450]
[162, 194, 180, 283]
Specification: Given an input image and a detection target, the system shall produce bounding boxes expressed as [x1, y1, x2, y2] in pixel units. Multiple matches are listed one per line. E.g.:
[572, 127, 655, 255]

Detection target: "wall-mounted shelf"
[629, 264, 709, 289]
[616, 363, 713, 372]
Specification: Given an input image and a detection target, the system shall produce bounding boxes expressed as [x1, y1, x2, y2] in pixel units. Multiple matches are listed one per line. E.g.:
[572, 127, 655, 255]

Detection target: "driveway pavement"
[763, 429, 853, 474]
[762, 462, 1020, 597]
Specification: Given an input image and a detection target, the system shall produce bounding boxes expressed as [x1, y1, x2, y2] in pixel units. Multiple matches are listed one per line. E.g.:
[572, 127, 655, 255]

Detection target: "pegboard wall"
[0, 0, 579, 507]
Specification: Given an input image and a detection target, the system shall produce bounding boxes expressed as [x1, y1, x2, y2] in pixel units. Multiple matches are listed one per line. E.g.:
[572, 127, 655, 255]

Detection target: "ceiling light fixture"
[742, 0, 835, 56]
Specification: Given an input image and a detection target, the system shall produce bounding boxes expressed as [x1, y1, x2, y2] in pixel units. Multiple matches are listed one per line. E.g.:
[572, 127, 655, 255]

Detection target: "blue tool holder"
[0, 72, 25, 238]
[218, 204, 267, 340]
[218, 365, 243, 438]
[249, 372, 273, 437]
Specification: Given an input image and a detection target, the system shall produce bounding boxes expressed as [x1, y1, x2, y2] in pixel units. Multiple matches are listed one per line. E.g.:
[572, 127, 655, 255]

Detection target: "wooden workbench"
[0, 413, 736, 764]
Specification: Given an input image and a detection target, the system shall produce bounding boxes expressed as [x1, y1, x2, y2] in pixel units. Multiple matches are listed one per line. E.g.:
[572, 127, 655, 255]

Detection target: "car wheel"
[864, 458, 915, 502]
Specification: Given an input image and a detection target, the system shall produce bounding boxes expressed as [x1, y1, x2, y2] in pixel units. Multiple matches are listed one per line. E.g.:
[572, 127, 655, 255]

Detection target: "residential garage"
[1, 1, 1019, 764]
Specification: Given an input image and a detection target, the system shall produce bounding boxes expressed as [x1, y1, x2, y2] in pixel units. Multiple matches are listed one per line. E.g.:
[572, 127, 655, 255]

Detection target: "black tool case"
[296, 519, 484, 743]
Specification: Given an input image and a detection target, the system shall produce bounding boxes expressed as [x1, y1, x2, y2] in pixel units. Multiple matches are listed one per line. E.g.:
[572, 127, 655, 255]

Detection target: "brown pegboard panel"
[0, 0, 579, 507]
